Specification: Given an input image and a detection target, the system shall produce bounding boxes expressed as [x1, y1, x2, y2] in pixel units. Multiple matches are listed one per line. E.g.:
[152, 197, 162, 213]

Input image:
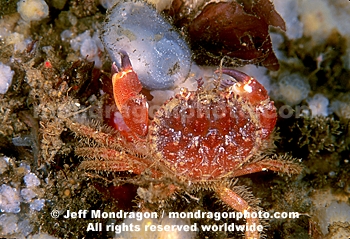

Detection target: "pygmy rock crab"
[68, 51, 302, 239]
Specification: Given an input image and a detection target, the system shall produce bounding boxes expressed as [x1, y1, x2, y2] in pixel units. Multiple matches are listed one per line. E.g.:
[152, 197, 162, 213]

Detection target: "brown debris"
[170, 0, 285, 70]
[70, 0, 98, 18]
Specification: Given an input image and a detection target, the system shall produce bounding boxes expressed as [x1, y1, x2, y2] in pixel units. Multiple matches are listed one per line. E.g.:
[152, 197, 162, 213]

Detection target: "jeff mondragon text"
[63, 210, 299, 220]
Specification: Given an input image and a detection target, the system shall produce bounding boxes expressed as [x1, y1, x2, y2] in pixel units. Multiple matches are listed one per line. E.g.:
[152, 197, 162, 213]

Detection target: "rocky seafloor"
[0, 0, 350, 238]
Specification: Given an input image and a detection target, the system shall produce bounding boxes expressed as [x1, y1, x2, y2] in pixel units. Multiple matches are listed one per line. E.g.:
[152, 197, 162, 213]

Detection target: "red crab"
[70, 51, 302, 239]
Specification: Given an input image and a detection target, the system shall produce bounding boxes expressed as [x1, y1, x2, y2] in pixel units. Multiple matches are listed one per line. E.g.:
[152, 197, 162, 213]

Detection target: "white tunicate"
[298, 0, 350, 44]
[24, 173, 41, 188]
[19, 162, 31, 173]
[317, 201, 350, 235]
[0, 214, 19, 235]
[273, 0, 303, 39]
[306, 93, 330, 117]
[69, 30, 90, 51]
[67, 30, 104, 68]
[80, 37, 98, 61]
[149, 89, 174, 105]
[6, 32, 32, 52]
[330, 100, 350, 119]
[271, 73, 310, 106]
[0, 62, 14, 94]
[17, 0, 49, 23]
[102, 1, 192, 90]
[18, 219, 34, 236]
[30, 199, 45, 211]
[68, 12, 78, 26]
[21, 188, 37, 201]
[0, 184, 21, 213]
[92, 31, 104, 52]
[12, 135, 33, 147]
[270, 32, 288, 61]
[60, 30, 73, 41]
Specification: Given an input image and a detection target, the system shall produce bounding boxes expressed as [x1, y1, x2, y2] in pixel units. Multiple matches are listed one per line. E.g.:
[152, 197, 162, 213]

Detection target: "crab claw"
[218, 68, 269, 105]
[219, 68, 277, 139]
[112, 51, 148, 138]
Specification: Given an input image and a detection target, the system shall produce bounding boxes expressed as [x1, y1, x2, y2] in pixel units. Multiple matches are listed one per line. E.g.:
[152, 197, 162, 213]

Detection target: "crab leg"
[215, 185, 260, 239]
[111, 50, 149, 139]
[230, 159, 303, 177]
[66, 118, 147, 155]
[77, 147, 162, 177]
[220, 69, 277, 139]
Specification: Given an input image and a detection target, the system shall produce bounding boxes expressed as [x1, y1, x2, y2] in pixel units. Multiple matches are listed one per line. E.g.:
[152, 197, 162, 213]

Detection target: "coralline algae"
[101, 1, 192, 90]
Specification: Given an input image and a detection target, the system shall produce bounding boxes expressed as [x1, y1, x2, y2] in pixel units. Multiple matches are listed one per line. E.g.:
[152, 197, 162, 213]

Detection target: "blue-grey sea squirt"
[101, 0, 192, 90]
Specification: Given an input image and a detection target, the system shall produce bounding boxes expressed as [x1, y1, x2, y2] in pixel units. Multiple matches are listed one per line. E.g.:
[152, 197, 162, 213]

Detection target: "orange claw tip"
[111, 50, 133, 75]
[119, 50, 132, 70]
